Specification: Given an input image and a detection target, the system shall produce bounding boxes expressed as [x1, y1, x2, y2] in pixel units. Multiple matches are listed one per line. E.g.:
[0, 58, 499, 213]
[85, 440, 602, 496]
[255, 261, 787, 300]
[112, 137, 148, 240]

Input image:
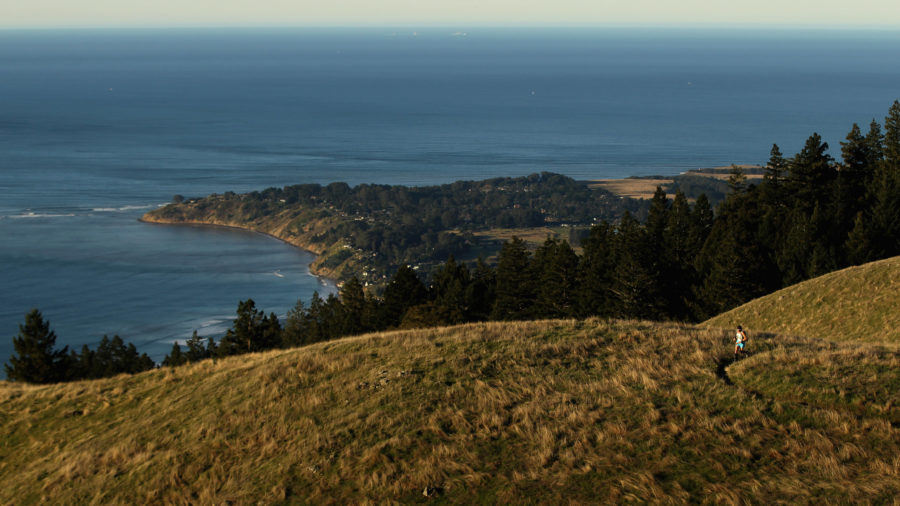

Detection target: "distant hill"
[705, 256, 900, 343]
[2, 319, 898, 503]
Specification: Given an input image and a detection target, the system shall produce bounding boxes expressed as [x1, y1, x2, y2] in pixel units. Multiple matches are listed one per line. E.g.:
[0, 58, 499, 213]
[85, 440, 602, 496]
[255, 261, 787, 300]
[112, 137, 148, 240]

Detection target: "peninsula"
[141, 170, 745, 286]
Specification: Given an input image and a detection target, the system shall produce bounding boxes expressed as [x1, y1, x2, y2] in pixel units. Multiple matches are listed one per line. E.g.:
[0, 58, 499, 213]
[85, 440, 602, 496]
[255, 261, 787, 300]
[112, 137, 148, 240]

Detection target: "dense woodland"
[171, 171, 646, 273]
[7, 101, 900, 382]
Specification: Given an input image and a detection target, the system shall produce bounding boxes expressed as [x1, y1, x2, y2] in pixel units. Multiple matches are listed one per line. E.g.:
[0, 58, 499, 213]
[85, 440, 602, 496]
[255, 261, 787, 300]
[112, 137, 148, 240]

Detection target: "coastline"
[139, 166, 753, 288]
[138, 215, 342, 287]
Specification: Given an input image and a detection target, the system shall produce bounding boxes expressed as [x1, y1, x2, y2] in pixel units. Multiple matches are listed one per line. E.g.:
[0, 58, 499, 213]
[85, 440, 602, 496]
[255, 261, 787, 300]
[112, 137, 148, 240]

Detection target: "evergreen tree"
[303, 292, 328, 344]
[381, 265, 427, 327]
[841, 123, 869, 174]
[532, 238, 580, 318]
[79, 335, 154, 378]
[576, 222, 615, 317]
[184, 331, 209, 362]
[695, 188, 778, 318]
[806, 202, 839, 277]
[217, 299, 278, 356]
[338, 277, 368, 335]
[884, 100, 900, 171]
[866, 166, 900, 259]
[760, 144, 788, 212]
[836, 123, 874, 239]
[787, 133, 836, 212]
[645, 186, 670, 244]
[764, 144, 788, 187]
[70, 345, 95, 380]
[429, 255, 471, 324]
[727, 164, 748, 194]
[864, 119, 885, 171]
[205, 336, 218, 357]
[283, 299, 310, 347]
[5, 309, 70, 383]
[845, 212, 874, 265]
[609, 213, 660, 319]
[776, 208, 813, 286]
[163, 342, 187, 367]
[663, 191, 698, 320]
[465, 257, 496, 322]
[491, 236, 536, 320]
[690, 194, 714, 248]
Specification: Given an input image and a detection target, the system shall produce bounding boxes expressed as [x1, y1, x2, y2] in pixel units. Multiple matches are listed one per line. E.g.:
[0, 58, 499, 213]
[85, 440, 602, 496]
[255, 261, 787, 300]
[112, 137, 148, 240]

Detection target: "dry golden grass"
[2, 319, 899, 503]
[469, 227, 583, 254]
[588, 179, 674, 200]
[706, 255, 900, 343]
[683, 165, 765, 181]
[589, 166, 763, 200]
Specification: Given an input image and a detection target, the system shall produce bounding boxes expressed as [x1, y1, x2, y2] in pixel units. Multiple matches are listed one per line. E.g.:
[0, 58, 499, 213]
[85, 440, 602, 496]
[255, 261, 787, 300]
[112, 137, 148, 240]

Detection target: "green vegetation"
[706, 255, 900, 343]
[5, 309, 154, 384]
[2, 319, 899, 503]
[143, 172, 642, 285]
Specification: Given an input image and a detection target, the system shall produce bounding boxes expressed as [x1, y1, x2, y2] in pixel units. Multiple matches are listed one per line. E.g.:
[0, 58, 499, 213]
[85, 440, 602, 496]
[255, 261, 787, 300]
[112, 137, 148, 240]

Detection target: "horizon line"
[2, 22, 900, 32]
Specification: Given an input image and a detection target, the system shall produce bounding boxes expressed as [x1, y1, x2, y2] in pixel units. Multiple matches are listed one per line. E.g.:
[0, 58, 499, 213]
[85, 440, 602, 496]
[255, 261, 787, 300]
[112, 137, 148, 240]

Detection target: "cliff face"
[141, 198, 367, 282]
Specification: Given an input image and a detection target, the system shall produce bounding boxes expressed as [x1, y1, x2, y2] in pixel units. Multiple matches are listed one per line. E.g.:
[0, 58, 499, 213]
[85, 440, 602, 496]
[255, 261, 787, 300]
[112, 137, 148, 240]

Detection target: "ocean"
[1, 27, 899, 370]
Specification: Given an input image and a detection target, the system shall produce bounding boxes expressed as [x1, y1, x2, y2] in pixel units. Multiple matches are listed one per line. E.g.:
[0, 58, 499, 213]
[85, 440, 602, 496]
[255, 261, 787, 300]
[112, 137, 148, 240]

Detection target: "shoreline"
[138, 216, 341, 289]
[139, 166, 757, 287]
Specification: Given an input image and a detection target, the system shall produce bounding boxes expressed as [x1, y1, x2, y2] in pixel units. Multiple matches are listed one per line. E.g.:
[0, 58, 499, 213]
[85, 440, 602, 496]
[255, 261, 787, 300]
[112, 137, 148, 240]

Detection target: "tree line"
[4, 309, 155, 384]
[7, 100, 900, 382]
[161, 100, 900, 362]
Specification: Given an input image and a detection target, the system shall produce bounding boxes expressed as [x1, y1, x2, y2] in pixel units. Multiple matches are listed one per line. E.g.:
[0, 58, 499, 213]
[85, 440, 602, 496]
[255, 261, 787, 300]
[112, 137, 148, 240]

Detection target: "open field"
[2, 317, 899, 503]
[706, 255, 900, 343]
[587, 178, 675, 200]
[589, 165, 765, 200]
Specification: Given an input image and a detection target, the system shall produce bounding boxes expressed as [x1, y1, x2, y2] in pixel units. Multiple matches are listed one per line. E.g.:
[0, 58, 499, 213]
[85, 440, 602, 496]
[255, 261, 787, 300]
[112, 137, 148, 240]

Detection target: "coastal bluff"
[141, 173, 643, 287]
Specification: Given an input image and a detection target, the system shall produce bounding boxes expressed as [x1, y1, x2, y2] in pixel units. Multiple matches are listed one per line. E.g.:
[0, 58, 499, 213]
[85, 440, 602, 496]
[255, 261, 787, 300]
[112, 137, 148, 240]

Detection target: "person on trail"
[734, 325, 748, 359]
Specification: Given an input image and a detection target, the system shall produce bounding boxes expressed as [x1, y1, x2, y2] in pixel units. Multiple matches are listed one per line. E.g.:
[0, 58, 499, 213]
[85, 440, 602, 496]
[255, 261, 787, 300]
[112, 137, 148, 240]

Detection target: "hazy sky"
[3, 0, 900, 28]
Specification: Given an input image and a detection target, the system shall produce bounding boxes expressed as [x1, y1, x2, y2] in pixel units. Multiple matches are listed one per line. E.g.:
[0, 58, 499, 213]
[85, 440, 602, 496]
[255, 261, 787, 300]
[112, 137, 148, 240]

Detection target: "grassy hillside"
[705, 255, 900, 343]
[2, 319, 899, 503]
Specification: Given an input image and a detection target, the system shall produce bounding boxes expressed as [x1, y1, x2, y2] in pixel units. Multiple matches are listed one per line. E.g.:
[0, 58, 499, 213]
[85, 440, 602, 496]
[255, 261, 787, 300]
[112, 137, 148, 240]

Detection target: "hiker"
[734, 325, 748, 358]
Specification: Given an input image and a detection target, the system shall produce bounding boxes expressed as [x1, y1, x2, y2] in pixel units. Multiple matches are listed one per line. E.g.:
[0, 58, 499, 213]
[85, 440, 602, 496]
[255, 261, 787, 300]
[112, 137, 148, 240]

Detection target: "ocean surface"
[1, 27, 899, 371]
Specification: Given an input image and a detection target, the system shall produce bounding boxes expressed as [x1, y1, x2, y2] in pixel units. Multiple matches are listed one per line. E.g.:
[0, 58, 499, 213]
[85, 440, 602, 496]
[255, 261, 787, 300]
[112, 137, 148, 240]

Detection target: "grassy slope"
[2, 319, 899, 504]
[706, 255, 900, 343]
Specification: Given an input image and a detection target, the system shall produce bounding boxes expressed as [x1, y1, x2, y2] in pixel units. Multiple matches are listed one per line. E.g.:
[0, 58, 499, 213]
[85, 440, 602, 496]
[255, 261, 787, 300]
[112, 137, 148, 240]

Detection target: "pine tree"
[576, 222, 615, 317]
[163, 342, 186, 367]
[609, 213, 660, 319]
[788, 133, 836, 212]
[841, 123, 869, 174]
[884, 100, 900, 171]
[864, 119, 885, 171]
[690, 194, 714, 248]
[382, 265, 427, 327]
[645, 186, 670, 244]
[184, 330, 209, 362]
[760, 144, 788, 212]
[218, 299, 274, 356]
[430, 255, 471, 324]
[532, 238, 580, 318]
[727, 165, 748, 194]
[836, 123, 874, 238]
[845, 212, 874, 265]
[663, 191, 698, 320]
[465, 257, 496, 322]
[338, 277, 367, 335]
[777, 208, 813, 286]
[491, 236, 535, 320]
[5, 309, 70, 383]
[283, 299, 309, 347]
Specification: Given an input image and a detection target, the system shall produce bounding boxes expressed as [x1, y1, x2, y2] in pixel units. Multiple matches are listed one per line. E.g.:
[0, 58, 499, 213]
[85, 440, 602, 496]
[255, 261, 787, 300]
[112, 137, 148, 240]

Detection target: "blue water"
[1, 27, 899, 371]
